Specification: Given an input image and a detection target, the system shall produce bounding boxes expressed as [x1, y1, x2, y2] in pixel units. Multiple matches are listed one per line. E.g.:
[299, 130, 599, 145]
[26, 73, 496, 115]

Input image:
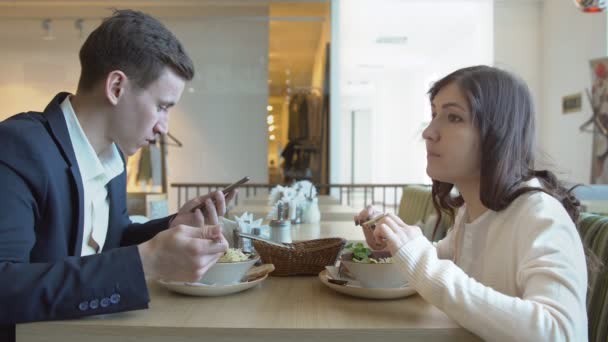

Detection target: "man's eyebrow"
[160, 101, 175, 107]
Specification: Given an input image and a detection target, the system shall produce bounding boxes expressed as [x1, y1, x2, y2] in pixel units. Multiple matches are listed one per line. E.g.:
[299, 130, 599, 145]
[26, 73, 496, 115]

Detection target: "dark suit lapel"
[104, 177, 124, 250]
[43, 93, 85, 256]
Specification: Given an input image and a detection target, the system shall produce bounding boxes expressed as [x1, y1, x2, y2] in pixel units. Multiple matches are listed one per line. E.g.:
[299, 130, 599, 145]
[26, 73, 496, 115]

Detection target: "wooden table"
[17, 204, 481, 341]
[230, 203, 359, 222]
[286, 221, 364, 241]
[233, 221, 366, 245]
[240, 194, 341, 206]
[18, 277, 481, 342]
[221, 220, 365, 247]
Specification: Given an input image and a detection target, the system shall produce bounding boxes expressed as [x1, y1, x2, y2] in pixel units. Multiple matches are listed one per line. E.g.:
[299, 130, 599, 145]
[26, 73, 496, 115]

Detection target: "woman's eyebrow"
[442, 102, 466, 111]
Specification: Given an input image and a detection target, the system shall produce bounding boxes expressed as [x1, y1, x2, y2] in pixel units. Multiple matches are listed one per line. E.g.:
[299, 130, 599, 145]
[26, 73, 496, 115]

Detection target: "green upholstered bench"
[577, 213, 608, 342]
[397, 185, 451, 242]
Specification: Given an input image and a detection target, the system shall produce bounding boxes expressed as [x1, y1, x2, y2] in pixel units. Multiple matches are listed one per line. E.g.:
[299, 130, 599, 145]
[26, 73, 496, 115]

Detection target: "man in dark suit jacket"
[0, 10, 232, 341]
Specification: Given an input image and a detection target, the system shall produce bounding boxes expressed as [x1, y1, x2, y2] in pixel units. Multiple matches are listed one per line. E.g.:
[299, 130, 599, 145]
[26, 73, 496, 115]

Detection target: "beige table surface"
[18, 276, 481, 342]
[286, 221, 364, 241]
[222, 221, 364, 247]
[240, 194, 341, 206]
[230, 203, 359, 222]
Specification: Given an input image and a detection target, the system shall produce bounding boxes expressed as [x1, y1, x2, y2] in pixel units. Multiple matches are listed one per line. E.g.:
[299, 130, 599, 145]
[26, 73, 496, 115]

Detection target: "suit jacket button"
[78, 301, 89, 311]
[110, 293, 121, 304]
[100, 297, 111, 308]
[89, 299, 99, 309]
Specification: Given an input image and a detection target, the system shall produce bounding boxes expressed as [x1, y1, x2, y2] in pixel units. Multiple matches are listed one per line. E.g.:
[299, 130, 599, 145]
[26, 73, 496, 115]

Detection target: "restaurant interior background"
[0, 0, 605, 215]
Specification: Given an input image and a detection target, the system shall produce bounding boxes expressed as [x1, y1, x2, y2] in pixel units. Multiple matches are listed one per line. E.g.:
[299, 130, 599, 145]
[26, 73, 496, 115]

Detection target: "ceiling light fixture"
[74, 18, 84, 38]
[375, 36, 408, 45]
[42, 19, 55, 41]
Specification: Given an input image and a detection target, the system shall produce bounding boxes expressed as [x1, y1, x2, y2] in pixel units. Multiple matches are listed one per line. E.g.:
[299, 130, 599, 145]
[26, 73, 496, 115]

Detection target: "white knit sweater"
[395, 185, 588, 341]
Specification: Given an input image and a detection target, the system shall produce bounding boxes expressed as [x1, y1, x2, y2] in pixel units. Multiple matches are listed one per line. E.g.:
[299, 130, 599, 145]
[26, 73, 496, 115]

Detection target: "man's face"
[108, 67, 186, 156]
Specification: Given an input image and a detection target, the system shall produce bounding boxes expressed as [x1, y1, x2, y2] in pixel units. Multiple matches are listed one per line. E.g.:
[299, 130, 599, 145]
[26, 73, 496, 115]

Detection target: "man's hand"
[138, 208, 228, 282]
[170, 189, 237, 227]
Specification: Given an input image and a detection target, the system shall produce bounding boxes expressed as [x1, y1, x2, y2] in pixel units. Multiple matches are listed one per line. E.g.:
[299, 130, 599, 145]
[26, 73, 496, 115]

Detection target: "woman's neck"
[456, 180, 488, 223]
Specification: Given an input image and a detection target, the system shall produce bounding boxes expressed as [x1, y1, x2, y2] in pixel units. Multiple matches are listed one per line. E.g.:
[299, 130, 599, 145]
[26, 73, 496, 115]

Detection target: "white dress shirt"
[61, 96, 124, 256]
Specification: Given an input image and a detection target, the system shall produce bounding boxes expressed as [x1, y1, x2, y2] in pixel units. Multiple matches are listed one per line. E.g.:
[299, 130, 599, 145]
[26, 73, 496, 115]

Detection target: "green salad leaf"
[344, 242, 372, 263]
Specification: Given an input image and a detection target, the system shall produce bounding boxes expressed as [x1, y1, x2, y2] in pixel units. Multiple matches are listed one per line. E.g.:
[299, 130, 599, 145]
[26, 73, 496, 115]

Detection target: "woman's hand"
[354, 205, 388, 250]
[373, 213, 423, 255]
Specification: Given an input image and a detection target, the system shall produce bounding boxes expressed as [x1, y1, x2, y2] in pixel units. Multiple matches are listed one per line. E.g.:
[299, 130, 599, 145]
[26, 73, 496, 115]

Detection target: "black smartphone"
[190, 176, 250, 213]
[221, 176, 250, 195]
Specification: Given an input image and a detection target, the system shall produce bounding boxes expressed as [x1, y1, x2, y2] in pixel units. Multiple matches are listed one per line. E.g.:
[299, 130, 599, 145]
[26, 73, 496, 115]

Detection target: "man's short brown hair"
[77, 9, 194, 91]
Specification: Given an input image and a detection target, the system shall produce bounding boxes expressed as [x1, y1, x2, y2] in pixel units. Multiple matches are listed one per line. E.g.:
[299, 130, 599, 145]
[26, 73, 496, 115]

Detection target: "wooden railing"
[170, 183, 426, 214]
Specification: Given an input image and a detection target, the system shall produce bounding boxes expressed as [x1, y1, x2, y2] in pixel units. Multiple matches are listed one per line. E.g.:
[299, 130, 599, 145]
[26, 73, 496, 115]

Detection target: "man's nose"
[153, 122, 168, 135]
[154, 116, 169, 135]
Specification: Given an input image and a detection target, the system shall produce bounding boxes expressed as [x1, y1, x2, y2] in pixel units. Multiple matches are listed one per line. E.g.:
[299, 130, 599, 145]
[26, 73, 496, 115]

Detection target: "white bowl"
[198, 255, 260, 285]
[340, 251, 406, 288]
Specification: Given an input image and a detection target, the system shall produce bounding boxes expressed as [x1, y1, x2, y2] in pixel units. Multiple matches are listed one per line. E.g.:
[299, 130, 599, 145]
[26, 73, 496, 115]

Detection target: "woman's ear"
[105, 70, 128, 105]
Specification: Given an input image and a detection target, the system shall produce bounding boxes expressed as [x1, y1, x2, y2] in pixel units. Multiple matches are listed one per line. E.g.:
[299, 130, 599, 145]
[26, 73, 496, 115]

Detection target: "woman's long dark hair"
[428, 66, 580, 239]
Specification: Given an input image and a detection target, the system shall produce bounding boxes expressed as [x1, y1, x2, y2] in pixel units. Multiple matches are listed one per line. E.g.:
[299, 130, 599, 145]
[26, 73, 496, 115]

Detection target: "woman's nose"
[422, 121, 439, 142]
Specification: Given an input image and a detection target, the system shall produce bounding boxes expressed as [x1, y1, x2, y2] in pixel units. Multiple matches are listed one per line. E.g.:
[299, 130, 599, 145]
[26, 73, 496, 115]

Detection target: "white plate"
[158, 274, 267, 297]
[318, 270, 416, 300]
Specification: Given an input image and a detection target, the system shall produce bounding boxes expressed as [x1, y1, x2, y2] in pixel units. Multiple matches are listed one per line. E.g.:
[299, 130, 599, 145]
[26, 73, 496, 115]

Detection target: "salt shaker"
[270, 201, 291, 229]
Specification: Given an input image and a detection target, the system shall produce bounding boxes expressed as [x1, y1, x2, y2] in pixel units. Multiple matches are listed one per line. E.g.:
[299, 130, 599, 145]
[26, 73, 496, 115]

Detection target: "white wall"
[330, 0, 606, 187]
[494, 0, 542, 141]
[539, 1, 606, 183]
[0, 5, 269, 213]
[164, 16, 269, 212]
[331, 0, 494, 186]
[490, 0, 608, 184]
[0, 19, 83, 119]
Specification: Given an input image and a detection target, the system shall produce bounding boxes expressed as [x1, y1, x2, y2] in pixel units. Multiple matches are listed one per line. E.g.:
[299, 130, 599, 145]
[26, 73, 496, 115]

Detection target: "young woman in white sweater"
[355, 66, 588, 341]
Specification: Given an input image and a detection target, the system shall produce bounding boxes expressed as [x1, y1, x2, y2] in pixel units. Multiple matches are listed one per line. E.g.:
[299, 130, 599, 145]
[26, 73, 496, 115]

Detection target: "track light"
[42, 19, 55, 41]
[74, 18, 84, 38]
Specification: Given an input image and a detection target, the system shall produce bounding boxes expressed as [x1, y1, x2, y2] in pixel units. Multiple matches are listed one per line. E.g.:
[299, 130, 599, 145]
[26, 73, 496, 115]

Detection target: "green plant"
[344, 242, 372, 263]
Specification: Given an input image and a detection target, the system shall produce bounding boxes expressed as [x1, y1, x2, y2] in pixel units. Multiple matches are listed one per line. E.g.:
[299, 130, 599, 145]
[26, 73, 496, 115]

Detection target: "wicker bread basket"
[252, 238, 346, 276]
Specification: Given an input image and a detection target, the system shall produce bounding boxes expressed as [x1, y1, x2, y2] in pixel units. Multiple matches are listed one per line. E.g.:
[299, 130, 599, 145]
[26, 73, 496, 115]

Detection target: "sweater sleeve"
[433, 228, 454, 260]
[394, 200, 588, 342]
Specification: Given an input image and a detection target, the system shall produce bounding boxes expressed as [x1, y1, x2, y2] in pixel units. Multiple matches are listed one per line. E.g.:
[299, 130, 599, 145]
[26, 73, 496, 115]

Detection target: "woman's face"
[423, 82, 481, 186]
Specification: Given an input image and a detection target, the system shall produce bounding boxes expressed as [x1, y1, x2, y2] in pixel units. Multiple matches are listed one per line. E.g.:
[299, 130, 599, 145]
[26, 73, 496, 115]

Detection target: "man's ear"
[105, 70, 128, 106]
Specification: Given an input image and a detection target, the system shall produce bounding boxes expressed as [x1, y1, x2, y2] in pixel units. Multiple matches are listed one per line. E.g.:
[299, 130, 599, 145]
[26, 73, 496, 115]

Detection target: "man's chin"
[129, 145, 144, 156]
[116, 144, 139, 157]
